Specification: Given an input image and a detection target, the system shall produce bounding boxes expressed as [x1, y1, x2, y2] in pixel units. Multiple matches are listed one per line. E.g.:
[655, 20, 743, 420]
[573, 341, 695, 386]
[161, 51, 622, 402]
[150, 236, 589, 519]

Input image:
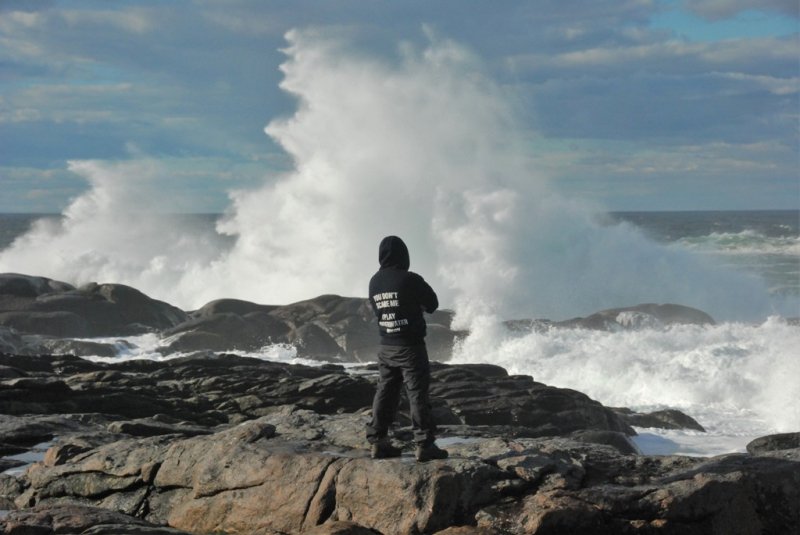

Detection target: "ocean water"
[606, 210, 800, 298]
[2, 210, 798, 457]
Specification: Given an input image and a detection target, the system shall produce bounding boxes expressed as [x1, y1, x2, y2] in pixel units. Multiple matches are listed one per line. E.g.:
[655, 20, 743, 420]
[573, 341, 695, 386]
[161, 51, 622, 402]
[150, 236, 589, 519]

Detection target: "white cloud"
[510, 35, 797, 77]
[1, 82, 139, 124]
[717, 72, 799, 95]
[60, 9, 154, 33]
[685, 0, 799, 20]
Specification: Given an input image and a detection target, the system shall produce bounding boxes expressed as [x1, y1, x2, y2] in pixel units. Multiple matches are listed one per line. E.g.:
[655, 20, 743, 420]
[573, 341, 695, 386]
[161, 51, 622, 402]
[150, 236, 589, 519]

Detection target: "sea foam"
[0, 28, 785, 325]
[451, 315, 800, 435]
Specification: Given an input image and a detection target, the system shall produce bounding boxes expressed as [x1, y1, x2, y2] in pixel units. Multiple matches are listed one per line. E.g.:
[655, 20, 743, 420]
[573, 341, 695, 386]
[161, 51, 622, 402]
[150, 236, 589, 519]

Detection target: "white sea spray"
[451, 316, 800, 435]
[0, 28, 784, 324]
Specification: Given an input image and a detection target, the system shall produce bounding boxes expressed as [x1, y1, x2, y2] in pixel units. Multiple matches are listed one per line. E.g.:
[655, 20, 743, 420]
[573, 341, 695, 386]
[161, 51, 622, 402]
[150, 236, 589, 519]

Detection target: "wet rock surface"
[0, 353, 797, 534]
[0, 354, 629, 443]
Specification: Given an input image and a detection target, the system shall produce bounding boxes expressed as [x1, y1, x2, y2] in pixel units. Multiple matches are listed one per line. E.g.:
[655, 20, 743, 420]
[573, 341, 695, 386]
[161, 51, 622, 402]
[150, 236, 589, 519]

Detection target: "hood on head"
[378, 236, 410, 270]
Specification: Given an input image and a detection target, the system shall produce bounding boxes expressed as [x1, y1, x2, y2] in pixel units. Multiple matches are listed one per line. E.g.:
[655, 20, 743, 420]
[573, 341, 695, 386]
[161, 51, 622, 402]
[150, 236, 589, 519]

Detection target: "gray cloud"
[530, 69, 797, 142]
[685, 0, 799, 20]
[0, 0, 55, 12]
[0, 166, 84, 213]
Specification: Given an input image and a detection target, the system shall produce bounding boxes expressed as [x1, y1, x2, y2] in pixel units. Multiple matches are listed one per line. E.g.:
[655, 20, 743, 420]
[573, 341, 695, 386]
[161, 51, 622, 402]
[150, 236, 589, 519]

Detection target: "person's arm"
[416, 276, 438, 314]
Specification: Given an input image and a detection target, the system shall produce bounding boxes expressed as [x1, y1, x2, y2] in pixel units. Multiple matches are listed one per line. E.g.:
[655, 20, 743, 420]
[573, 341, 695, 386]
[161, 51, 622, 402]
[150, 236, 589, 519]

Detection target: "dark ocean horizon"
[3, 210, 797, 298]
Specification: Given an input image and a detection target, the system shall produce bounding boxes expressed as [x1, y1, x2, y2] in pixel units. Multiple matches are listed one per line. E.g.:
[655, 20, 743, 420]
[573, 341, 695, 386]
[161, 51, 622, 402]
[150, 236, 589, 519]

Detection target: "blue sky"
[1, 0, 798, 212]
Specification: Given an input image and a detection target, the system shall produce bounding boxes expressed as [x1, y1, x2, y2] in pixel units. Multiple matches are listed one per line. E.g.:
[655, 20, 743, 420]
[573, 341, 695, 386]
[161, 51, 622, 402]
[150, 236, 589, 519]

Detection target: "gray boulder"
[163, 294, 460, 362]
[0, 273, 74, 298]
[746, 432, 800, 455]
[556, 303, 715, 331]
[612, 408, 706, 432]
[1, 504, 192, 534]
[189, 298, 278, 318]
[429, 363, 634, 438]
[270, 294, 379, 361]
[0, 274, 188, 337]
[160, 311, 291, 354]
[0, 310, 89, 338]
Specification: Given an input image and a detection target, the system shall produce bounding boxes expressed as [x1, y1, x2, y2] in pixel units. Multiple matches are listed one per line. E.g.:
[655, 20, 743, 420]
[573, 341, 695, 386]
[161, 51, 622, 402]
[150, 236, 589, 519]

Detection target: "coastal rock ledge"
[0, 273, 721, 363]
[1, 353, 798, 534]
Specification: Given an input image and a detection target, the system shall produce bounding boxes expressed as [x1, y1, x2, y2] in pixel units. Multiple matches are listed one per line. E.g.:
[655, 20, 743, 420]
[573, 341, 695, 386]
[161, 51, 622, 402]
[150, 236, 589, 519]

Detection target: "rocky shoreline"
[1, 273, 799, 534]
[0, 353, 798, 534]
[0, 273, 721, 363]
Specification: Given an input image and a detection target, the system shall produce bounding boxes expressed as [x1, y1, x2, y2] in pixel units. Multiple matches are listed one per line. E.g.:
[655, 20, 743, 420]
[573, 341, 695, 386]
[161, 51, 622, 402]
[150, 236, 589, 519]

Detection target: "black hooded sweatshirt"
[368, 236, 438, 346]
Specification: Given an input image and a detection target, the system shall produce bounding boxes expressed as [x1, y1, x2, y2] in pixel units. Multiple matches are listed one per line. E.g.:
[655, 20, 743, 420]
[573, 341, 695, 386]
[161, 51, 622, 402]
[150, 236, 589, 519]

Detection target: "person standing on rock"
[366, 235, 449, 462]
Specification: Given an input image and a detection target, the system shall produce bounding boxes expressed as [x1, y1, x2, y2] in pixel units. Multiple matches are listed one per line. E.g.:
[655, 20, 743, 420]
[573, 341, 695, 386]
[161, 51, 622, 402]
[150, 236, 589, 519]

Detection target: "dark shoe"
[415, 443, 448, 462]
[371, 439, 402, 459]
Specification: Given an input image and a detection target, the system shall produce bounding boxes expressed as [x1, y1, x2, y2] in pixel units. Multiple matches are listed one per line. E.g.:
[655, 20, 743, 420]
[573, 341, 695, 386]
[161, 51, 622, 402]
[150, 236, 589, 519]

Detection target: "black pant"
[366, 344, 436, 446]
